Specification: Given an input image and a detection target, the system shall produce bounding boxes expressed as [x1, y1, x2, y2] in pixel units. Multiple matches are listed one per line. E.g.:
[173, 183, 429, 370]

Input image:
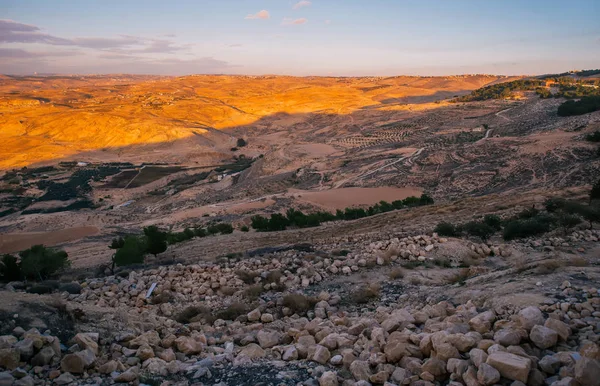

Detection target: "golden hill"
[0, 74, 515, 169]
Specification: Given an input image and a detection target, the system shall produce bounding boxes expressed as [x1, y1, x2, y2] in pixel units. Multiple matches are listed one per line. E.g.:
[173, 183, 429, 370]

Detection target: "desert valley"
[0, 69, 599, 386]
[1, 1, 600, 381]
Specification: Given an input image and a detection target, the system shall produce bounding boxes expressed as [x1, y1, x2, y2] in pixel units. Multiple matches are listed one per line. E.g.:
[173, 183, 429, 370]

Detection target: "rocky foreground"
[0, 230, 599, 386]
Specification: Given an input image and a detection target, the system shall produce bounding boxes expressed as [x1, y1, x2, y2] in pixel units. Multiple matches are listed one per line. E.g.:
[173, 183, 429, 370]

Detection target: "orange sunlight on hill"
[0, 74, 514, 168]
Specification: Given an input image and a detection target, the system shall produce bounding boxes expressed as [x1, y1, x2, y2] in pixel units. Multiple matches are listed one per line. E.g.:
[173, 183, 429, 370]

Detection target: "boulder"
[544, 318, 571, 341]
[0, 372, 14, 386]
[247, 309, 261, 322]
[13, 339, 34, 360]
[477, 363, 500, 385]
[0, 349, 20, 370]
[30, 346, 55, 366]
[0, 337, 17, 350]
[74, 333, 99, 355]
[574, 357, 600, 386]
[98, 360, 119, 374]
[54, 373, 76, 386]
[238, 343, 265, 359]
[309, 345, 331, 365]
[61, 353, 85, 374]
[518, 306, 544, 330]
[486, 351, 531, 383]
[319, 370, 338, 386]
[114, 368, 138, 382]
[530, 325, 558, 349]
[494, 329, 522, 346]
[350, 360, 371, 381]
[174, 336, 203, 355]
[257, 330, 282, 349]
[283, 346, 298, 361]
[136, 344, 155, 361]
[469, 311, 495, 334]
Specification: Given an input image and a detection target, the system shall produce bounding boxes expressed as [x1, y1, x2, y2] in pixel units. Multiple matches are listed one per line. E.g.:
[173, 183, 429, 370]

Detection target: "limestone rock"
[477, 363, 500, 385]
[518, 306, 544, 330]
[530, 325, 558, 349]
[0, 349, 19, 370]
[238, 343, 265, 359]
[319, 370, 338, 386]
[574, 357, 600, 386]
[486, 351, 531, 383]
[257, 330, 282, 349]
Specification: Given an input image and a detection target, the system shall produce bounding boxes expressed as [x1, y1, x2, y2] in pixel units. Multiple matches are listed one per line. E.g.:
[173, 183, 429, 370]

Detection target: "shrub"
[244, 285, 265, 300]
[220, 286, 236, 296]
[240, 225, 249, 232]
[536, 259, 563, 275]
[350, 283, 380, 304]
[591, 179, 600, 202]
[332, 249, 350, 257]
[215, 223, 234, 234]
[175, 306, 209, 324]
[447, 268, 470, 285]
[544, 197, 567, 213]
[113, 236, 146, 266]
[236, 270, 259, 284]
[236, 138, 247, 147]
[557, 95, 600, 117]
[434, 221, 458, 237]
[483, 214, 502, 230]
[568, 256, 589, 267]
[0, 254, 21, 282]
[19, 245, 70, 281]
[518, 207, 540, 219]
[194, 227, 207, 237]
[143, 226, 168, 257]
[282, 293, 316, 314]
[109, 237, 125, 250]
[214, 303, 248, 321]
[389, 268, 405, 280]
[463, 221, 496, 241]
[503, 218, 551, 240]
[586, 131, 600, 142]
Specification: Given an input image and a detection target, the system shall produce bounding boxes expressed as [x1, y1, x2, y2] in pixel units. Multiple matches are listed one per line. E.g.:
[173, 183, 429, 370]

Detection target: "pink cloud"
[245, 10, 270, 20]
[282, 18, 308, 26]
[293, 1, 311, 10]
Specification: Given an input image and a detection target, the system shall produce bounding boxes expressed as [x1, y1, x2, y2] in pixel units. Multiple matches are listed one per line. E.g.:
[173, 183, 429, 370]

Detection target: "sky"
[0, 0, 599, 76]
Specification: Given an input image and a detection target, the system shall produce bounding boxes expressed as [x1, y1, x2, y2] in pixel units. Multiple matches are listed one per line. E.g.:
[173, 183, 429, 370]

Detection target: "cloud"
[282, 18, 308, 26]
[245, 10, 270, 20]
[228, 44, 243, 48]
[0, 55, 237, 76]
[325, 20, 331, 24]
[293, 1, 311, 10]
[0, 19, 188, 54]
[0, 48, 79, 58]
[0, 19, 71, 45]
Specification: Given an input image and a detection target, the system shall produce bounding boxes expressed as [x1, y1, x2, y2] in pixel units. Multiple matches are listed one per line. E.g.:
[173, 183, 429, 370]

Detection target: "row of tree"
[1, 245, 70, 282]
[108, 223, 234, 268]
[435, 181, 600, 241]
[557, 95, 600, 117]
[251, 194, 434, 232]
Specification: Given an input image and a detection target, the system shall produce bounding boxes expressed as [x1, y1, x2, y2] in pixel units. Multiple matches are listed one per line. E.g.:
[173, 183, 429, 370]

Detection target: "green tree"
[463, 221, 496, 241]
[0, 254, 21, 282]
[114, 236, 146, 266]
[19, 245, 70, 281]
[143, 226, 168, 257]
[591, 179, 600, 203]
[434, 222, 459, 237]
[109, 237, 125, 250]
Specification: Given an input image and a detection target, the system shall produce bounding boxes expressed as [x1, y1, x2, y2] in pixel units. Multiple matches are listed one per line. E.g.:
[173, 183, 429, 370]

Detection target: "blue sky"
[0, 0, 598, 76]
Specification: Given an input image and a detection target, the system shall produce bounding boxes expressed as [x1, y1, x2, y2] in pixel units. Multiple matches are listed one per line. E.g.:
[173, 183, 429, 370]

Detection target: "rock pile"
[0, 281, 598, 385]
